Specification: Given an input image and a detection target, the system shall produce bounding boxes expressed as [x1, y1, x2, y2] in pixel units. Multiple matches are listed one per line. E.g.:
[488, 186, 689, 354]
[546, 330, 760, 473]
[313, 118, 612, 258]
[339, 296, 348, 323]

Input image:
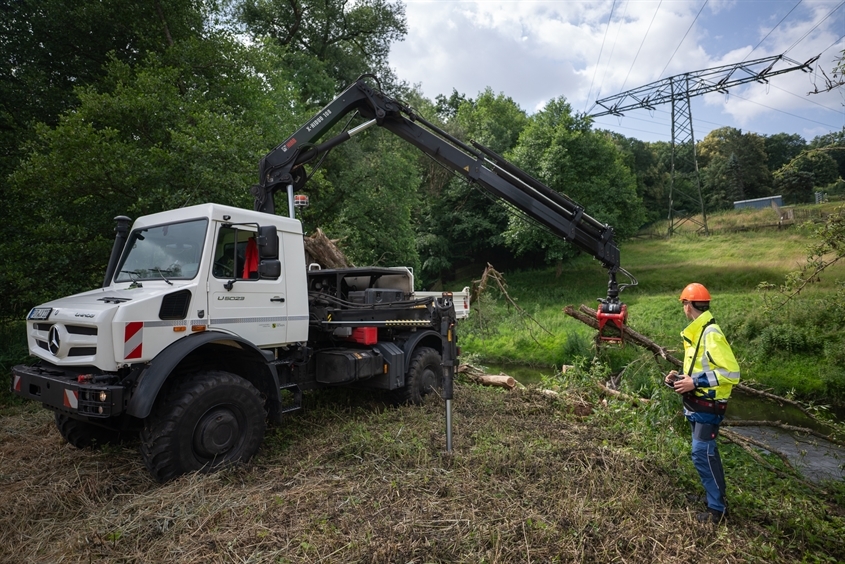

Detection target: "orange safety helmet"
[679, 282, 711, 302]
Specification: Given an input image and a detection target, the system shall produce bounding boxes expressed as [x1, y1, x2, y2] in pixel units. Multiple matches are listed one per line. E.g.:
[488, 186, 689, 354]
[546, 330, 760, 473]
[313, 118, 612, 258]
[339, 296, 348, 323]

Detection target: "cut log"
[564, 305, 684, 366]
[303, 228, 353, 269]
[564, 303, 836, 432]
[723, 420, 844, 447]
[597, 382, 650, 405]
[476, 374, 517, 389]
[730, 383, 819, 420]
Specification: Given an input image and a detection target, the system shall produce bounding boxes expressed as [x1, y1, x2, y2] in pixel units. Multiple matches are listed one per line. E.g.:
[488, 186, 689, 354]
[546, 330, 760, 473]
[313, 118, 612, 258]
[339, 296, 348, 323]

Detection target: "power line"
[818, 31, 845, 56]
[620, 0, 663, 92]
[659, 0, 708, 79]
[768, 79, 843, 113]
[742, 0, 803, 63]
[718, 88, 838, 129]
[785, 0, 845, 55]
[599, 85, 839, 138]
[585, 0, 617, 113]
[596, 0, 631, 101]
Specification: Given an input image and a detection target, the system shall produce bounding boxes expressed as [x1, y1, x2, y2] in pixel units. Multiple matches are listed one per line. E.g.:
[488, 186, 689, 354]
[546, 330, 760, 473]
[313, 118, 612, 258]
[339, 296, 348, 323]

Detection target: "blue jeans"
[688, 414, 726, 513]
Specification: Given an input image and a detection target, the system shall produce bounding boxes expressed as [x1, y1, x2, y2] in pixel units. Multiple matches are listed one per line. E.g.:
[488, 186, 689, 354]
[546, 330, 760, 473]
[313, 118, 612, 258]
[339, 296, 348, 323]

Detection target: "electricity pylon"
[591, 54, 818, 236]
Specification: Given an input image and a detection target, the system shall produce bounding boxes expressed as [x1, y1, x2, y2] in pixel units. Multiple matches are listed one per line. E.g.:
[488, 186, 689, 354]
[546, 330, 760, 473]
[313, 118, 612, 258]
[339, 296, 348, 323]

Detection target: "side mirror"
[259, 259, 281, 279]
[256, 225, 279, 260]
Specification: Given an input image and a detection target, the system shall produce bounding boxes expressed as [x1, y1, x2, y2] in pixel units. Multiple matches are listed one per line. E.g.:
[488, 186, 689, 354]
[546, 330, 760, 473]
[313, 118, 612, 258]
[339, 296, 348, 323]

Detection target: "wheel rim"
[192, 405, 244, 460]
[419, 366, 437, 395]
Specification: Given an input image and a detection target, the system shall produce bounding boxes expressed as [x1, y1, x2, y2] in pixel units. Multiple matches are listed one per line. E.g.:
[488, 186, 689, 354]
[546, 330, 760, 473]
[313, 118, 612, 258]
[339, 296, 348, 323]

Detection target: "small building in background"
[733, 195, 783, 210]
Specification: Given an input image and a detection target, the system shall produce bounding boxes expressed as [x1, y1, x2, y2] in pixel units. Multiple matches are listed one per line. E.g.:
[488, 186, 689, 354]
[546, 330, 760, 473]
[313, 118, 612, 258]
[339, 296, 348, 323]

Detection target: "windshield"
[114, 218, 208, 282]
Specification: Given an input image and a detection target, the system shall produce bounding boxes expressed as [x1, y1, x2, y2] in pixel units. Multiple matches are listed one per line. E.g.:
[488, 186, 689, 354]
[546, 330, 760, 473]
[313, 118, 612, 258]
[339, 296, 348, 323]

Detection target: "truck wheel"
[392, 347, 443, 405]
[54, 413, 122, 449]
[140, 371, 266, 482]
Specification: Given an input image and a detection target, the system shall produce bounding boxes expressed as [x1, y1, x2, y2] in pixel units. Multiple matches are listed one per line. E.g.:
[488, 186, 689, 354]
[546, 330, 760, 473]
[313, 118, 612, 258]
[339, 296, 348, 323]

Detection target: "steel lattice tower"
[591, 54, 817, 236]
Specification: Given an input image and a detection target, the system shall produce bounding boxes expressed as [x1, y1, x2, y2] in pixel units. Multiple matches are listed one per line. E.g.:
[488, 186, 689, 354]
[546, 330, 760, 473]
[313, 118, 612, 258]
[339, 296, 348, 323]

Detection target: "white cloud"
[389, 1, 845, 141]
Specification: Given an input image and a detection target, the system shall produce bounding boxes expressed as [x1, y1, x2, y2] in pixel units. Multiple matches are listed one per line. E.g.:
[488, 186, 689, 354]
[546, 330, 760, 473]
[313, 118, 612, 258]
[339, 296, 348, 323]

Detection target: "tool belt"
[683, 394, 728, 415]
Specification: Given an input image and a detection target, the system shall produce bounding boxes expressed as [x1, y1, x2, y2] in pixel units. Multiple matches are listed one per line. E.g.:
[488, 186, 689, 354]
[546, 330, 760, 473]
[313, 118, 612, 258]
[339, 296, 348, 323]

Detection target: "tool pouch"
[692, 422, 720, 442]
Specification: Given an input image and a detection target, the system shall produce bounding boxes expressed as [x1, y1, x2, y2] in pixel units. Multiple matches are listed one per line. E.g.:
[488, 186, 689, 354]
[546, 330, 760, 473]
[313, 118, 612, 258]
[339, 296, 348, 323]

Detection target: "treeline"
[1, 0, 843, 321]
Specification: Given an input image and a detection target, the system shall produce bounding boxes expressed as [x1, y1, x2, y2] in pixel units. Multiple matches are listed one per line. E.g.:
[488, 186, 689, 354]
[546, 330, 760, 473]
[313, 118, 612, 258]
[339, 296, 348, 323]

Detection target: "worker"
[664, 282, 740, 524]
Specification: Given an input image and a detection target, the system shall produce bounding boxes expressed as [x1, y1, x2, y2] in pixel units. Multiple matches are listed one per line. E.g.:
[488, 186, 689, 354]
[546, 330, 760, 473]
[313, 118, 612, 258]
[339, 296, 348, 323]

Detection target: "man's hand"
[664, 370, 679, 386]
[673, 375, 695, 394]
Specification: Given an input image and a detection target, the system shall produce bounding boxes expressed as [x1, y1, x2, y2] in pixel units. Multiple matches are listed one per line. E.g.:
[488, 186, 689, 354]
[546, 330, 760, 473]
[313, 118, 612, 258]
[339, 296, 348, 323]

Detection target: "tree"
[607, 133, 670, 225]
[414, 89, 529, 284]
[765, 133, 806, 172]
[0, 0, 205, 180]
[505, 98, 645, 265]
[235, 0, 406, 94]
[698, 127, 771, 208]
[304, 125, 423, 272]
[773, 167, 814, 205]
[435, 89, 469, 121]
[772, 149, 840, 205]
[1, 33, 302, 318]
[808, 129, 845, 180]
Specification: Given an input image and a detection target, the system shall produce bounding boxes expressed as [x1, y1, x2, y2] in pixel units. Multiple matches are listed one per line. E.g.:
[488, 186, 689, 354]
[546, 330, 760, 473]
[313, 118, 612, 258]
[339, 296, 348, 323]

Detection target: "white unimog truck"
[12, 76, 634, 482]
[13, 202, 459, 481]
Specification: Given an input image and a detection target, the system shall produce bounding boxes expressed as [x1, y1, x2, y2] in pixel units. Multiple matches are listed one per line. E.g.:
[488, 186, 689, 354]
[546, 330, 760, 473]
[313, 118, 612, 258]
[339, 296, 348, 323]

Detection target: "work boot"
[696, 508, 726, 524]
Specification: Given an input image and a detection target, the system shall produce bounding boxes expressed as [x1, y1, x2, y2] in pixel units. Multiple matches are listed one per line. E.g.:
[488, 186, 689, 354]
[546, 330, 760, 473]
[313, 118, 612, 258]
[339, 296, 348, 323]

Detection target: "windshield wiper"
[153, 268, 173, 285]
[120, 270, 143, 288]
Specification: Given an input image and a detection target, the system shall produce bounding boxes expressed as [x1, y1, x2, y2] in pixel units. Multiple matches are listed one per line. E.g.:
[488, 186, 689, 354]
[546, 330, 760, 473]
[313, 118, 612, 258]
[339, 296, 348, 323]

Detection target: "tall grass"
[3, 383, 843, 563]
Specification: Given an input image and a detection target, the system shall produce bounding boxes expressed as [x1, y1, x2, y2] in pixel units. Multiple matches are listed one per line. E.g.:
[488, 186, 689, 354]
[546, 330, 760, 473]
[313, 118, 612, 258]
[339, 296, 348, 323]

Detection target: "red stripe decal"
[125, 321, 143, 341]
[13, 375, 21, 392]
[126, 343, 143, 359]
[63, 389, 78, 409]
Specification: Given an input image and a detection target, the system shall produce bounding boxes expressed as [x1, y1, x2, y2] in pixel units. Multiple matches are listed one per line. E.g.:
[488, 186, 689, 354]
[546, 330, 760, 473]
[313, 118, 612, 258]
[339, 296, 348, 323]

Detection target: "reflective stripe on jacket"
[681, 311, 740, 401]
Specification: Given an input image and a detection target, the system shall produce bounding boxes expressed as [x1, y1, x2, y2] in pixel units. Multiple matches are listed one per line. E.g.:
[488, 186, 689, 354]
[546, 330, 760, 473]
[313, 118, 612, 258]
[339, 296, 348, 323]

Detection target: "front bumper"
[11, 364, 126, 418]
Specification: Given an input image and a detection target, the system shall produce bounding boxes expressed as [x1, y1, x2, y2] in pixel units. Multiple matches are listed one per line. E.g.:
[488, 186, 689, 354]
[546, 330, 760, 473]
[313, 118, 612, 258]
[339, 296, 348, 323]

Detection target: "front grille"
[32, 323, 98, 358]
[67, 326, 97, 336]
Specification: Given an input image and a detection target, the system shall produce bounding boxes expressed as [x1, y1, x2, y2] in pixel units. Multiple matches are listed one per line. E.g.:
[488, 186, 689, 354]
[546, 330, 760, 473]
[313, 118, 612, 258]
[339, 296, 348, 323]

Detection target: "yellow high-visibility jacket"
[681, 311, 740, 401]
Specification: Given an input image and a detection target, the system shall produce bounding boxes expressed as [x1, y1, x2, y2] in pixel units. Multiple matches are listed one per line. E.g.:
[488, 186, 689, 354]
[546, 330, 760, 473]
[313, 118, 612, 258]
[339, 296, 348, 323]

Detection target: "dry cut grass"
[0, 386, 838, 563]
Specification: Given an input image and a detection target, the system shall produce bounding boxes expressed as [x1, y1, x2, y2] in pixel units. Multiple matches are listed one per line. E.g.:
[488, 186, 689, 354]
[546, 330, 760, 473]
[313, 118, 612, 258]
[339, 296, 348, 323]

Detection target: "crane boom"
[252, 77, 636, 324]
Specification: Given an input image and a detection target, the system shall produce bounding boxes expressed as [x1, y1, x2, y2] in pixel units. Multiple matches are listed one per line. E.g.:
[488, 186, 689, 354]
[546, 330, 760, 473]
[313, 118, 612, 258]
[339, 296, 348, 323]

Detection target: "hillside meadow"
[460, 206, 845, 405]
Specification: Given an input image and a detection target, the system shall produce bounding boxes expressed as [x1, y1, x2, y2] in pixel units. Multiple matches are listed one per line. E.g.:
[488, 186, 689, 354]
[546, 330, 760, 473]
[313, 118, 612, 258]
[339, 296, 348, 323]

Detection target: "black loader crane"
[252, 76, 637, 342]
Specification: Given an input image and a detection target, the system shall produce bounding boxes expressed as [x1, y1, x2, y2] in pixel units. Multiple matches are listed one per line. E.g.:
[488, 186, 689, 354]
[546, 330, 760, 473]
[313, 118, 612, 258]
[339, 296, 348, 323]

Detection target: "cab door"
[207, 224, 288, 346]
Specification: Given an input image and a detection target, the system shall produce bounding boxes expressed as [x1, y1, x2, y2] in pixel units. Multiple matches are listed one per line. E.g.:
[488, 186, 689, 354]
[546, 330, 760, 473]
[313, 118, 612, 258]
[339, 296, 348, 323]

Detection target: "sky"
[388, 0, 845, 144]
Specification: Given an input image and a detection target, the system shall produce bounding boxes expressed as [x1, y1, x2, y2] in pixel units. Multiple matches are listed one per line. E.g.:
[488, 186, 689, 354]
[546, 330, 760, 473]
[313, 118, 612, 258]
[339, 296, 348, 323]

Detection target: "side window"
[212, 226, 258, 280]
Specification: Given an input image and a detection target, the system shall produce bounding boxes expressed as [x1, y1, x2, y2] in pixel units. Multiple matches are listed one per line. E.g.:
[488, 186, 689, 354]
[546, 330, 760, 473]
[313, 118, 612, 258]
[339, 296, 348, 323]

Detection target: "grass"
[640, 201, 841, 236]
[2, 205, 844, 562]
[2, 382, 844, 563]
[459, 208, 845, 404]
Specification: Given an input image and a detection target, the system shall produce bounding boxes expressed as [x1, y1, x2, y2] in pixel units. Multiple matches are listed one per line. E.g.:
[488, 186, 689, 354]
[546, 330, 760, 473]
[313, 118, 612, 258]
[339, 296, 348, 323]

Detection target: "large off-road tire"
[140, 371, 266, 482]
[54, 412, 122, 449]
[391, 347, 443, 405]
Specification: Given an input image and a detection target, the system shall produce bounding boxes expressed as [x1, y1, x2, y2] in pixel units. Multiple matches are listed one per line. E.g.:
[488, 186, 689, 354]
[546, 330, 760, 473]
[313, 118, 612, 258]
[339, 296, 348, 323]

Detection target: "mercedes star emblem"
[48, 326, 60, 356]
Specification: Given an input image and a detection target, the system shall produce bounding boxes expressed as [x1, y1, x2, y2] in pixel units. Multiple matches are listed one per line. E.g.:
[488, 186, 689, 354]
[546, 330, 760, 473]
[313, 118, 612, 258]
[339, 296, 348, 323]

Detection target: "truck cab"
[21, 203, 308, 376]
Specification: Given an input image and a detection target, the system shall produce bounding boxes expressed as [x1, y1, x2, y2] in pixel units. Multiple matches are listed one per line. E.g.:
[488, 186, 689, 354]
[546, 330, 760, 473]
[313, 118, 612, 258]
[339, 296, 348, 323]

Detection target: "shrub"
[560, 329, 592, 363]
[756, 324, 823, 358]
